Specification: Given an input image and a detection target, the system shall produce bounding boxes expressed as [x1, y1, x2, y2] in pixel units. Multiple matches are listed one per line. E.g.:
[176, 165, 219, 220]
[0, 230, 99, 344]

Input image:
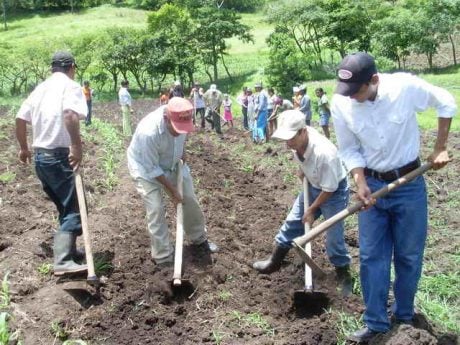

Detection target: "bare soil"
[0, 100, 458, 345]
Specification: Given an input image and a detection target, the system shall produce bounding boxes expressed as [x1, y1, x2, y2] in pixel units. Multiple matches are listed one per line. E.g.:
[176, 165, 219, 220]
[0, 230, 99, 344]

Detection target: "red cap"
[167, 97, 195, 133]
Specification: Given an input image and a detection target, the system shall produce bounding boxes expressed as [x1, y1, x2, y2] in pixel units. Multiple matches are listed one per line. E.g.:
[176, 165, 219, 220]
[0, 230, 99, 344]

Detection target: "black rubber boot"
[335, 265, 353, 297]
[71, 240, 85, 262]
[54, 232, 88, 276]
[252, 245, 290, 274]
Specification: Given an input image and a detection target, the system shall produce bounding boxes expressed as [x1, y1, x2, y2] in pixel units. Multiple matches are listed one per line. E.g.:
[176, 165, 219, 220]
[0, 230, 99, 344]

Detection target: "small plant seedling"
[0, 273, 10, 309]
[211, 330, 224, 345]
[50, 320, 69, 341]
[218, 290, 232, 302]
[37, 263, 53, 276]
[0, 171, 16, 184]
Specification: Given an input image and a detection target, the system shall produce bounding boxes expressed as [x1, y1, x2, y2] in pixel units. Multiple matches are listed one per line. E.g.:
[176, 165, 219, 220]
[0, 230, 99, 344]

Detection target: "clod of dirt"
[0, 240, 12, 252]
[371, 324, 437, 345]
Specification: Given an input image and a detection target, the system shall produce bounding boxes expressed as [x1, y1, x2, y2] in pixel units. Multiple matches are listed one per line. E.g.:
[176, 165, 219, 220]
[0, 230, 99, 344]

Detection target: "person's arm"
[302, 191, 333, 226]
[63, 109, 83, 171]
[15, 118, 31, 164]
[428, 117, 452, 170]
[155, 174, 183, 206]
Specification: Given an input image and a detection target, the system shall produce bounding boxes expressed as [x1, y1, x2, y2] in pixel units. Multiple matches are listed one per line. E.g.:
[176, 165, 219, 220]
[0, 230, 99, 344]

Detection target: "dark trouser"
[196, 107, 206, 128]
[206, 107, 222, 134]
[34, 148, 82, 236]
[242, 106, 248, 130]
[85, 100, 92, 126]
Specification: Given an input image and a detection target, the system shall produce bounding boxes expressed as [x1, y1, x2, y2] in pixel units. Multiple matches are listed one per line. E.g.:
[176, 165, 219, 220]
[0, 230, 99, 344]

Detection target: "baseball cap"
[51, 51, 76, 68]
[271, 110, 305, 140]
[293, 86, 300, 93]
[167, 97, 195, 133]
[254, 82, 262, 88]
[335, 52, 377, 96]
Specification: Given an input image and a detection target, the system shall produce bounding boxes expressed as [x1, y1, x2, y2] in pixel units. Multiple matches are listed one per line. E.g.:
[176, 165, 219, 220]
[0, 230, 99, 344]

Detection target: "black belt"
[34, 147, 69, 155]
[364, 158, 421, 182]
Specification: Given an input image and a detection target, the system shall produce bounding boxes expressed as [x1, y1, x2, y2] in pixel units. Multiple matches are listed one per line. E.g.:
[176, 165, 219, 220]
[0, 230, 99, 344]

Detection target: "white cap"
[210, 84, 217, 91]
[174, 80, 181, 86]
[293, 86, 300, 93]
[271, 110, 306, 140]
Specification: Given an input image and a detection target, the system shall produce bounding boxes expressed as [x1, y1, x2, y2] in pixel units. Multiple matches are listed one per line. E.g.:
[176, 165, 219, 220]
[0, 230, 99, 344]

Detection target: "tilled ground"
[0, 100, 458, 345]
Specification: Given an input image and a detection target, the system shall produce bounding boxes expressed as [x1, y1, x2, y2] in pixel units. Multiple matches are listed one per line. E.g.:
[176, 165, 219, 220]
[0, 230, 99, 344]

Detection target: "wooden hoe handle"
[293, 162, 433, 255]
[173, 161, 185, 286]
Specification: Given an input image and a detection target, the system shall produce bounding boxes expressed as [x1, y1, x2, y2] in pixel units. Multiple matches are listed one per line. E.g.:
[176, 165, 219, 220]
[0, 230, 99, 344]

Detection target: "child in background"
[160, 90, 169, 105]
[223, 94, 233, 128]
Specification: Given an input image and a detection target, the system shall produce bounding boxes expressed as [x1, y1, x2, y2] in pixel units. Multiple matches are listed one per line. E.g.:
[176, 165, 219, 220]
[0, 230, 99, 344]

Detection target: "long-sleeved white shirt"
[16, 72, 87, 149]
[127, 106, 185, 183]
[331, 72, 457, 172]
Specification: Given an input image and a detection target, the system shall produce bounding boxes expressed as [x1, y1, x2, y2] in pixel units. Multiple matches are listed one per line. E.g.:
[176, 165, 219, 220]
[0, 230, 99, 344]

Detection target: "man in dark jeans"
[16, 51, 88, 276]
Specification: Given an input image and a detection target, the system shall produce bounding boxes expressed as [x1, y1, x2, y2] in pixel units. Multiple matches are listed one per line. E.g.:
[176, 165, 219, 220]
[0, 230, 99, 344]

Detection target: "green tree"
[193, 5, 253, 82]
[266, 0, 327, 66]
[147, 3, 199, 85]
[373, 7, 420, 68]
[322, 0, 372, 57]
[266, 26, 313, 97]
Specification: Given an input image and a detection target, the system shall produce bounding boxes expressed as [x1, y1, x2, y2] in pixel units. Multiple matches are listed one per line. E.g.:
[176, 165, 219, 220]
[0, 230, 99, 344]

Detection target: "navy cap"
[51, 51, 76, 68]
[335, 52, 377, 96]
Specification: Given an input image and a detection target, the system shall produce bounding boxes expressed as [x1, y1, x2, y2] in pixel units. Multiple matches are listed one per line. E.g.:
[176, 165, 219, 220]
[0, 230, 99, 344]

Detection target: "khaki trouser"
[121, 105, 132, 136]
[134, 164, 206, 262]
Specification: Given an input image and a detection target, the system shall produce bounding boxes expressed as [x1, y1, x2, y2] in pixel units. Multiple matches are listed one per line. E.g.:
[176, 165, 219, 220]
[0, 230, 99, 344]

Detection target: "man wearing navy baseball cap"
[331, 52, 457, 343]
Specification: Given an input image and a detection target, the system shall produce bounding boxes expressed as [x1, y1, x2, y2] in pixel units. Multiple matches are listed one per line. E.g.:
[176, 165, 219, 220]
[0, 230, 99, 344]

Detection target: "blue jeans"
[359, 175, 427, 332]
[34, 149, 82, 235]
[275, 178, 350, 267]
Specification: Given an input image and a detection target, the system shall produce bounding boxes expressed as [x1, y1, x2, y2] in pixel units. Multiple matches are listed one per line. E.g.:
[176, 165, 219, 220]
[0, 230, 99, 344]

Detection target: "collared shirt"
[118, 87, 132, 106]
[332, 72, 457, 172]
[16, 72, 87, 149]
[127, 106, 186, 183]
[294, 127, 347, 192]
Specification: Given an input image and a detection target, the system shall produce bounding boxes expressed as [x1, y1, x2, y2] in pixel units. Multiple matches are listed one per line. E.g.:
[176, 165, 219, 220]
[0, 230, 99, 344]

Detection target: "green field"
[1, 5, 458, 133]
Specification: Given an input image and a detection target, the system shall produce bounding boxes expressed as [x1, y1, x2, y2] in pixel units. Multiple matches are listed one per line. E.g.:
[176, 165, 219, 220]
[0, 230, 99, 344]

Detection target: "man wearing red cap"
[127, 97, 218, 266]
[332, 52, 457, 342]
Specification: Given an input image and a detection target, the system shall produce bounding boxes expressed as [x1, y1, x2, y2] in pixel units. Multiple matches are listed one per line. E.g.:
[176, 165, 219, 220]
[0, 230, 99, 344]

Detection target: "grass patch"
[332, 309, 364, 345]
[416, 272, 460, 333]
[0, 170, 16, 184]
[231, 310, 275, 336]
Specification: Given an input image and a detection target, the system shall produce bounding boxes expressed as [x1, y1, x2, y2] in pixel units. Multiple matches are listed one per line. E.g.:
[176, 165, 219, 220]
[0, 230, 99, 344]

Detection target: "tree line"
[1, 0, 459, 98]
[0, 1, 254, 96]
[266, 0, 460, 96]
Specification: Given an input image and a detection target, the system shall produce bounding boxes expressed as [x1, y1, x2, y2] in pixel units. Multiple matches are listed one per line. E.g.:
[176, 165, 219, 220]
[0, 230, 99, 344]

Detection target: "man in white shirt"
[127, 97, 218, 265]
[252, 110, 352, 296]
[332, 52, 457, 343]
[118, 80, 133, 136]
[203, 84, 224, 134]
[16, 51, 88, 276]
